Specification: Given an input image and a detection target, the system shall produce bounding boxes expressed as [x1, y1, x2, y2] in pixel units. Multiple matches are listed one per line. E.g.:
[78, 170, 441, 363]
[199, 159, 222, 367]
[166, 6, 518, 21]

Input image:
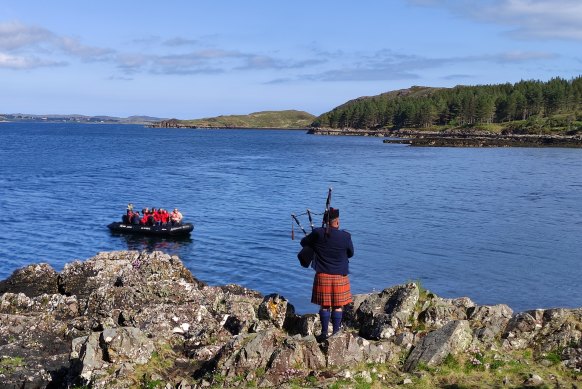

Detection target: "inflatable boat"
[108, 222, 194, 237]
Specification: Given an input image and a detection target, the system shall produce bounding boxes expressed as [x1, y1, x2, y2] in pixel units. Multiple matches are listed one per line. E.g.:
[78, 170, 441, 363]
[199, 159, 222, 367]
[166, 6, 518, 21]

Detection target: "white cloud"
[0, 52, 65, 69]
[0, 21, 50, 50]
[407, 0, 582, 40]
[281, 49, 555, 83]
[58, 37, 113, 60]
[0, 20, 114, 69]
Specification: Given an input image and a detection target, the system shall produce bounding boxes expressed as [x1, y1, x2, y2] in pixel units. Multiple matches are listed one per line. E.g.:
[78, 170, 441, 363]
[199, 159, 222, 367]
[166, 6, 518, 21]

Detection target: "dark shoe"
[316, 333, 328, 343]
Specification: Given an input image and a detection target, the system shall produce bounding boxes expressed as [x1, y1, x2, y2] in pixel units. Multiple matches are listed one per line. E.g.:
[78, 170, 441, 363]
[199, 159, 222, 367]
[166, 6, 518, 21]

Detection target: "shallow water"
[0, 122, 581, 313]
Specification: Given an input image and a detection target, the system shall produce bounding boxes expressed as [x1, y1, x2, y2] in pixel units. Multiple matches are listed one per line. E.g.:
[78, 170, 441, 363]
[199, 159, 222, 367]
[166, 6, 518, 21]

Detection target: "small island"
[150, 110, 315, 130]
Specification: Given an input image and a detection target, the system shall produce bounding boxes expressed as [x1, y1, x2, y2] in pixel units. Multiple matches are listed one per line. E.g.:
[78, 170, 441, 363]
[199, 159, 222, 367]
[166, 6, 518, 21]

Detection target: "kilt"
[311, 273, 352, 307]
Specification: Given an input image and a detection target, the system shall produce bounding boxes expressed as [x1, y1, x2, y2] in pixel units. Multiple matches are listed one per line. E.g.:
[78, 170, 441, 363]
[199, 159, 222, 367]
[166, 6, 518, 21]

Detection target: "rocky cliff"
[0, 251, 580, 388]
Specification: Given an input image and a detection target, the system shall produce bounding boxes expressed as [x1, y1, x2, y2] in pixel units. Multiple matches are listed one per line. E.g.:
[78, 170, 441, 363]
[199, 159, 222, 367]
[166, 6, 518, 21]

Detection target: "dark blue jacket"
[300, 227, 354, 275]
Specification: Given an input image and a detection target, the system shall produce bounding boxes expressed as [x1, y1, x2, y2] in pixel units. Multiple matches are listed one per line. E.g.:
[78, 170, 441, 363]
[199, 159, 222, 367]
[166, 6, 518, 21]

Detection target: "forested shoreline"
[312, 76, 582, 135]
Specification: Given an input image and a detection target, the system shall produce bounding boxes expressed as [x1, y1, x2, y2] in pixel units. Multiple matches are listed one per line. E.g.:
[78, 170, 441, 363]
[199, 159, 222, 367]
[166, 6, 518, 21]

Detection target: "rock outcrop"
[308, 127, 582, 148]
[0, 251, 580, 388]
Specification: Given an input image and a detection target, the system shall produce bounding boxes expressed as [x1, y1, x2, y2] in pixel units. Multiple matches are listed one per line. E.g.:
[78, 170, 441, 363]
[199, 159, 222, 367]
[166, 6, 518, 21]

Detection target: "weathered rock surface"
[403, 320, 473, 371]
[0, 251, 581, 388]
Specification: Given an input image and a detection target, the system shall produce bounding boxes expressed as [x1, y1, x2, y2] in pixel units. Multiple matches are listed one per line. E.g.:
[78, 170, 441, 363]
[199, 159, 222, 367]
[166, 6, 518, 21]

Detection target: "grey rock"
[469, 304, 513, 344]
[418, 296, 475, 330]
[357, 283, 420, 340]
[404, 320, 473, 372]
[523, 373, 544, 387]
[78, 332, 104, 383]
[323, 331, 396, 367]
[0, 263, 59, 297]
[257, 293, 295, 329]
[503, 308, 582, 353]
[101, 327, 155, 364]
[216, 328, 282, 378]
[265, 335, 325, 385]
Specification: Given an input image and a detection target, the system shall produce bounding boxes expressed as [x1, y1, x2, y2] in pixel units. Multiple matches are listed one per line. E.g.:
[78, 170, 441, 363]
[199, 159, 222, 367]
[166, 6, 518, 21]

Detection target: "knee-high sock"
[319, 309, 330, 336]
[331, 310, 343, 334]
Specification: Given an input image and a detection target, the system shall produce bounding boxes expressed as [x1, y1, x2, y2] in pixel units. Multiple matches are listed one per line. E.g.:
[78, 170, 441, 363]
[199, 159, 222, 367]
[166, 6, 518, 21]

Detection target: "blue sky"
[1, 0, 581, 118]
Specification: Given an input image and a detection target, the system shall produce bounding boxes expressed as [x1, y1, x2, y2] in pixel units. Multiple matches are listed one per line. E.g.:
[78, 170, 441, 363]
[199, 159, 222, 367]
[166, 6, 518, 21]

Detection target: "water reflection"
[110, 232, 193, 254]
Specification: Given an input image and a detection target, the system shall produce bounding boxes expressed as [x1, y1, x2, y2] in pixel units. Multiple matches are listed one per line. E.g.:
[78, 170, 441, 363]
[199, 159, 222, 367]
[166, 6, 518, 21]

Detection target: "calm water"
[0, 123, 581, 314]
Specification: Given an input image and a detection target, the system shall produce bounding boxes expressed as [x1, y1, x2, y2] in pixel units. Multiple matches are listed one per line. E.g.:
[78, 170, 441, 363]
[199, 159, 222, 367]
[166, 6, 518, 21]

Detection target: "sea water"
[0, 122, 581, 313]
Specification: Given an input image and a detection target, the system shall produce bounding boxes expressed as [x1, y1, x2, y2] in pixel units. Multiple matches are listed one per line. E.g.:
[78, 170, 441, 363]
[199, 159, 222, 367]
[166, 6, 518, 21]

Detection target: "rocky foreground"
[0, 252, 580, 388]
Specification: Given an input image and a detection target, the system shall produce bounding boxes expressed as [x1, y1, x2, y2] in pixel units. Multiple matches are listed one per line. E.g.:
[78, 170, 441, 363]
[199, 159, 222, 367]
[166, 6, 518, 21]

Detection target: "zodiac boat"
[107, 222, 194, 237]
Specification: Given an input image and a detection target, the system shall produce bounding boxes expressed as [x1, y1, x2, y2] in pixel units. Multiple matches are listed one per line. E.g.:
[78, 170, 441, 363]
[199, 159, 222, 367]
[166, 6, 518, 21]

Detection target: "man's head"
[325, 207, 340, 227]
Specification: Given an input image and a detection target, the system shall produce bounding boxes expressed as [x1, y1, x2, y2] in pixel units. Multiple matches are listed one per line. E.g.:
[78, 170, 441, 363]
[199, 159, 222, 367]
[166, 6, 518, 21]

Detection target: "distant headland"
[150, 76, 582, 146]
[149, 110, 315, 129]
[0, 113, 166, 125]
[5, 76, 582, 147]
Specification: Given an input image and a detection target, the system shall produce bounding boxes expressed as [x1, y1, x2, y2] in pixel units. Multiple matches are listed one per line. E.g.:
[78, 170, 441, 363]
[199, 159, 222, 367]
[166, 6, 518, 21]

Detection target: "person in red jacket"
[140, 212, 149, 225]
[152, 208, 162, 226]
[160, 209, 169, 225]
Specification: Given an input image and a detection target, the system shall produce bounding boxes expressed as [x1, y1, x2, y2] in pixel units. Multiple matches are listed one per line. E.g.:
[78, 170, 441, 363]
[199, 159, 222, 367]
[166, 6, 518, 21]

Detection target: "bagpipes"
[291, 187, 332, 268]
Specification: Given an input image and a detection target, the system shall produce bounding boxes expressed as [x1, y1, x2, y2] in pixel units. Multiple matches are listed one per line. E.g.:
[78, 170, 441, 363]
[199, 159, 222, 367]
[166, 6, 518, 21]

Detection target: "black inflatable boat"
[108, 222, 194, 237]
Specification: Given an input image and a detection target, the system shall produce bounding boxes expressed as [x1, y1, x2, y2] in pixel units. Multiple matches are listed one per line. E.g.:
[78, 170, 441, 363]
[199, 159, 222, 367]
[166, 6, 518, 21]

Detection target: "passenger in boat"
[153, 208, 163, 226]
[160, 209, 169, 225]
[146, 208, 155, 226]
[140, 211, 150, 226]
[124, 206, 135, 223]
[170, 208, 183, 225]
[131, 211, 141, 225]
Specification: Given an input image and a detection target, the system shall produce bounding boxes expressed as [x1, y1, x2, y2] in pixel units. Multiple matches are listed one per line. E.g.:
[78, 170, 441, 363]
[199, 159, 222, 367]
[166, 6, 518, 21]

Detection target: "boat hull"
[108, 222, 194, 237]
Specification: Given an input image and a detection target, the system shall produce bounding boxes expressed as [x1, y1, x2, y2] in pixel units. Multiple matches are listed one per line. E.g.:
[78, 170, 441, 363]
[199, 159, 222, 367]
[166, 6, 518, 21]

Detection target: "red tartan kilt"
[311, 273, 352, 307]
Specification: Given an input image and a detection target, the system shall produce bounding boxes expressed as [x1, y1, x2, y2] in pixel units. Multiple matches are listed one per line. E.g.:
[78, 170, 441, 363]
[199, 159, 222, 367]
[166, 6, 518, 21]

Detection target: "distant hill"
[152, 110, 315, 129]
[312, 77, 582, 135]
[0, 113, 167, 125]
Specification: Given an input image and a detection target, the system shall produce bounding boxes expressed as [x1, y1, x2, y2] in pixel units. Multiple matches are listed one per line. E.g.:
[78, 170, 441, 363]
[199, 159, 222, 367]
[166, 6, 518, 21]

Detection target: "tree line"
[312, 76, 582, 130]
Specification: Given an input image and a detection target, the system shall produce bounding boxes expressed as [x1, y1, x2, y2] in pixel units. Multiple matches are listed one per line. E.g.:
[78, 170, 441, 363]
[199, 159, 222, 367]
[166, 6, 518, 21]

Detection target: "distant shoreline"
[308, 127, 582, 148]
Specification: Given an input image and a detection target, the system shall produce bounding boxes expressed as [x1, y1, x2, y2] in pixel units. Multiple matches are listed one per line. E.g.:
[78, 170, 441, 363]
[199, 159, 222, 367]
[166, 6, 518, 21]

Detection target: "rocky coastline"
[0, 251, 580, 388]
[308, 127, 582, 148]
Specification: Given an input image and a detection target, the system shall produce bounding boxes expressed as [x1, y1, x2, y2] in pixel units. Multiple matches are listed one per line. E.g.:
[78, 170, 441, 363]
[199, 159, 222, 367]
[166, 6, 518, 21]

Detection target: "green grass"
[0, 356, 24, 373]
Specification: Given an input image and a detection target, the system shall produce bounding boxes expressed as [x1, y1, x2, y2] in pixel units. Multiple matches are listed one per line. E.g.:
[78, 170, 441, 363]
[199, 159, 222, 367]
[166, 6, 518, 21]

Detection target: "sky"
[1, 0, 581, 119]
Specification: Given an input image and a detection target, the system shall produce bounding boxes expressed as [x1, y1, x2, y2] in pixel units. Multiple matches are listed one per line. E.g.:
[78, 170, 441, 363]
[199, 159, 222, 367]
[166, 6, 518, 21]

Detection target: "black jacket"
[300, 226, 354, 275]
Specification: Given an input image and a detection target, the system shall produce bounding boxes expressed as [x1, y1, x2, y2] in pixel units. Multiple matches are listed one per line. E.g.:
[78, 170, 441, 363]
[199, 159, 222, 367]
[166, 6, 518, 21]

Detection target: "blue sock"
[319, 309, 330, 337]
[331, 310, 343, 334]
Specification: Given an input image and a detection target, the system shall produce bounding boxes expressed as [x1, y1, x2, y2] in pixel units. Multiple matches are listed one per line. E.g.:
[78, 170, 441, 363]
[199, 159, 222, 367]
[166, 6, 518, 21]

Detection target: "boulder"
[356, 283, 420, 340]
[213, 328, 282, 378]
[503, 308, 582, 353]
[404, 320, 473, 372]
[257, 293, 295, 329]
[418, 296, 475, 329]
[468, 304, 513, 344]
[101, 327, 155, 364]
[265, 335, 326, 385]
[0, 263, 59, 297]
[323, 332, 397, 367]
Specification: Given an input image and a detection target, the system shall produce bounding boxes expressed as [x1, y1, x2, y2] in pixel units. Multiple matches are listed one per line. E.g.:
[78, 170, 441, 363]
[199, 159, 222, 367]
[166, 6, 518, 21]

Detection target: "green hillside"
[312, 77, 582, 135]
[155, 110, 315, 129]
